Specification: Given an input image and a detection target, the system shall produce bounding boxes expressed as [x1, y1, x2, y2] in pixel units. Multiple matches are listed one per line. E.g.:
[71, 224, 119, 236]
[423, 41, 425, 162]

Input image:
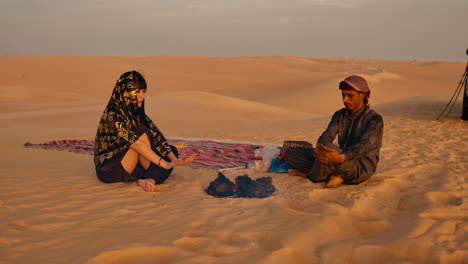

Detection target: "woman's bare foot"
[137, 178, 156, 192]
[288, 169, 307, 178]
[326, 175, 343, 188]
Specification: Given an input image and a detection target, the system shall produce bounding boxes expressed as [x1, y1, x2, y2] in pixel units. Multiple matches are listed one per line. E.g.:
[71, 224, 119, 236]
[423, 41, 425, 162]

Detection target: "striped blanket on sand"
[24, 139, 262, 170]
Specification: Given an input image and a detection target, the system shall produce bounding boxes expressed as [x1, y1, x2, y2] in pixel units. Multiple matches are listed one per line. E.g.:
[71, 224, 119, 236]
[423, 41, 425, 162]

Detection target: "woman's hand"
[160, 153, 197, 169]
[159, 160, 175, 170]
[171, 153, 197, 167]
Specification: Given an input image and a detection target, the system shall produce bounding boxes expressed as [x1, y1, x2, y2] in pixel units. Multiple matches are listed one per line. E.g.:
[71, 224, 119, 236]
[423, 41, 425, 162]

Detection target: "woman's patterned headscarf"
[94, 71, 172, 169]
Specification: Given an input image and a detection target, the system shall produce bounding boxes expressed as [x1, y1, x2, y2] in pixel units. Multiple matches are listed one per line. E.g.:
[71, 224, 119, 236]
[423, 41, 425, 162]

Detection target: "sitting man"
[284, 75, 384, 188]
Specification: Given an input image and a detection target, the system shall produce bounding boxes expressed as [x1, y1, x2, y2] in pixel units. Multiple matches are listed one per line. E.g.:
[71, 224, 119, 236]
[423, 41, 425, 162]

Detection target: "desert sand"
[0, 55, 467, 264]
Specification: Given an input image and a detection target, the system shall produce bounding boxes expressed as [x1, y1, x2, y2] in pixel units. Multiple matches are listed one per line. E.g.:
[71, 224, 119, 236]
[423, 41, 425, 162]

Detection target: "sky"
[1, 0, 467, 61]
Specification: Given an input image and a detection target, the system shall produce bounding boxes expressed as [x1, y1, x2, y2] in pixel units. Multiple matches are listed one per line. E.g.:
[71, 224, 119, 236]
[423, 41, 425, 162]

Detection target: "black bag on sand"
[205, 172, 236, 197]
[234, 175, 276, 198]
[206, 172, 275, 198]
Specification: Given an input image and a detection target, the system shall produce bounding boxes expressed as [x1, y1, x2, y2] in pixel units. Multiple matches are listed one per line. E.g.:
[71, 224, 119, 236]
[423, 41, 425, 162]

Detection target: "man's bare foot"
[326, 175, 343, 188]
[288, 169, 307, 178]
[137, 178, 156, 192]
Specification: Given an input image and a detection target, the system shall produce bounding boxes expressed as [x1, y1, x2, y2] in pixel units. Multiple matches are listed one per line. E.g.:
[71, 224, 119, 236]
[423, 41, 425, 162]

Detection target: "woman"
[94, 71, 196, 192]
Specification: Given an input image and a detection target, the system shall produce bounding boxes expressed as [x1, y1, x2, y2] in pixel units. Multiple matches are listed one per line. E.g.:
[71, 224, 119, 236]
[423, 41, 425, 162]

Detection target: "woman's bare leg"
[135, 132, 152, 170]
[121, 133, 155, 192]
[121, 148, 139, 174]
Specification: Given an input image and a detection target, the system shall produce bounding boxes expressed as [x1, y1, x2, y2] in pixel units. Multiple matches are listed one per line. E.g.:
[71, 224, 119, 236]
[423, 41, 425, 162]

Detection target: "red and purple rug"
[24, 139, 262, 170]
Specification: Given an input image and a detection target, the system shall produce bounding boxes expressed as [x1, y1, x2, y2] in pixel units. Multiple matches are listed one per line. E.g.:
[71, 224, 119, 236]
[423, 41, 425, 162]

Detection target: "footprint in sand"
[427, 192, 463, 206]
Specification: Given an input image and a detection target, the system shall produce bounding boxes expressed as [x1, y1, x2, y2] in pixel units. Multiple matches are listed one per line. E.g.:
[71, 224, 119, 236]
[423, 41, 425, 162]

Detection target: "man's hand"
[314, 143, 345, 164]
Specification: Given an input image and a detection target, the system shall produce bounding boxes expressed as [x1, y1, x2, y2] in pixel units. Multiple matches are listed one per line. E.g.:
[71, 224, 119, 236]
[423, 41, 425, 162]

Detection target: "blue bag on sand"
[268, 157, 292, 173]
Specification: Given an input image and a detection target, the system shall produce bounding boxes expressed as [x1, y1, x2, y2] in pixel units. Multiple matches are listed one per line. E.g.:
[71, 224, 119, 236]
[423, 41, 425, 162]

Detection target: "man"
[284, 75, 384, 188]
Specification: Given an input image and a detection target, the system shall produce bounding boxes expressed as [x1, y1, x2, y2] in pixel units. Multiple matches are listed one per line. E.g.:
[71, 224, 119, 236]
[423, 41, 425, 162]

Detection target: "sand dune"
[147, 91, 319, 134]
[1, 55, 467, 264]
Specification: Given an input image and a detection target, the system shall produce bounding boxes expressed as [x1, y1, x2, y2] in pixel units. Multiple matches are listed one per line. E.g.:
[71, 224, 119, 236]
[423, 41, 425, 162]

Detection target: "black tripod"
[436, 49, 468, 120]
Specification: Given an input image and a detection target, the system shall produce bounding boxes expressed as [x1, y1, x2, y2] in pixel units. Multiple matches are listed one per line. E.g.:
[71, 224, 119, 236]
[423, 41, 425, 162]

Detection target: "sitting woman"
[94, 71, 196, 192]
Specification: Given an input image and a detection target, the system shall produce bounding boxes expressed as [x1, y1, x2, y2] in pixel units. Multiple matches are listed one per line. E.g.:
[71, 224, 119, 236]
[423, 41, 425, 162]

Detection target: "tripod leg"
[462, 68, 468, 120]
[436, 61, 468, 120]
